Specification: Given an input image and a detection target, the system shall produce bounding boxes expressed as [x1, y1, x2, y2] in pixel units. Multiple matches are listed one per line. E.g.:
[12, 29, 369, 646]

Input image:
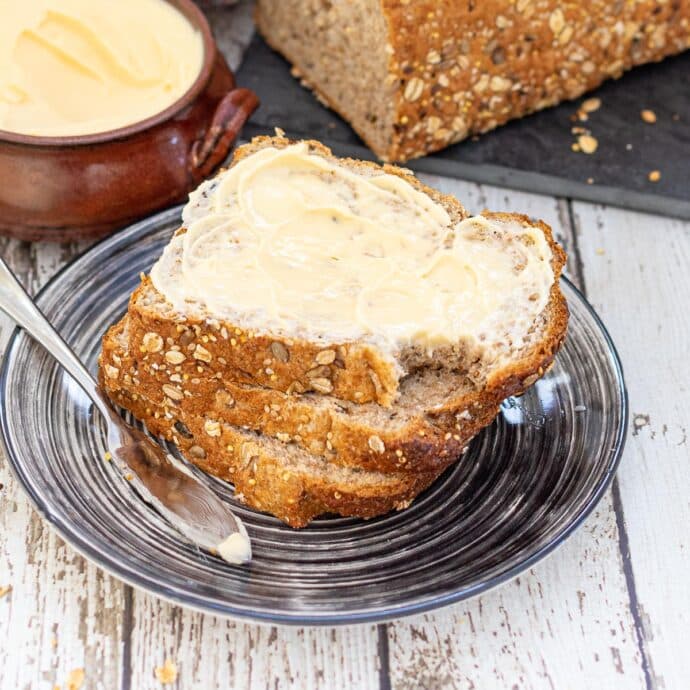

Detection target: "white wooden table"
[1, 5, 688, 689]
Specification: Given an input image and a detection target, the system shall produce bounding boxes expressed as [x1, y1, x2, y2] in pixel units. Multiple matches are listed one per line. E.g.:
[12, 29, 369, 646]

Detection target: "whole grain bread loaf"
[255, 0, 690, 161]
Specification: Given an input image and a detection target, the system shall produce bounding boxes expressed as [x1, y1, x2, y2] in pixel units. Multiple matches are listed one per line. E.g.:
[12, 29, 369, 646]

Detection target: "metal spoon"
[0, 256, 251, 565]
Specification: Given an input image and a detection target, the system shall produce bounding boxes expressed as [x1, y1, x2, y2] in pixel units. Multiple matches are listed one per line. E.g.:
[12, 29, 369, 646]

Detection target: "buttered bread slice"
[132, 134, 564, 406]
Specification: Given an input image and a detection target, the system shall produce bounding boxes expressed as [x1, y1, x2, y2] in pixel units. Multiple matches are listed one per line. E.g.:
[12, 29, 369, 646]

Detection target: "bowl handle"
[189, 88, 259, 181]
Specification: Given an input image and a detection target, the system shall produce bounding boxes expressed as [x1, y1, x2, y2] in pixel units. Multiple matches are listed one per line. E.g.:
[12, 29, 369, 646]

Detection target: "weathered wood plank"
[127, 589, 380, 690]
[0, 239, 125, 690]
[386, 183, 645, 690]
[571, 203, 690, 690]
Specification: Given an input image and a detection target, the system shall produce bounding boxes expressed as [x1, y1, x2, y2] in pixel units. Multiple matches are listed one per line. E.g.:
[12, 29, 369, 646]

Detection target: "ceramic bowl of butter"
[0, 0, 258, 241]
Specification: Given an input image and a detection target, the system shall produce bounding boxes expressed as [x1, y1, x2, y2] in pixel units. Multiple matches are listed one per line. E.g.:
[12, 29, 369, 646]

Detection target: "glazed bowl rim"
[0, 0, 217, 148]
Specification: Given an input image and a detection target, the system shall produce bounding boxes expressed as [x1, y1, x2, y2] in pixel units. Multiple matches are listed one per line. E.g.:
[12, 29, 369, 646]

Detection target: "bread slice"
[132, 134, 564, 407]
[100, 329, 453, 527]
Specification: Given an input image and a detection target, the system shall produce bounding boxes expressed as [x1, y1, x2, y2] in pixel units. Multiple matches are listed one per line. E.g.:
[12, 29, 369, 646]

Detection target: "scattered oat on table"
[66, 668, 85, 690]
[648, 170, 661, 182]
[641, 109, 657, 124]
[155, 659, 178, 685]
[0, 585, 11, 598]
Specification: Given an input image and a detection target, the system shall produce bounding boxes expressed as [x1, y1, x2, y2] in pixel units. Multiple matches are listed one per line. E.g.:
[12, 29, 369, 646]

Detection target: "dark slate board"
[237, 34, 690, 219]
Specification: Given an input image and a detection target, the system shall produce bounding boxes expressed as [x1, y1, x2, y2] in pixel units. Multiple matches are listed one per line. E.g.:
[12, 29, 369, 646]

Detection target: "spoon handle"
[0, 256, 110, 416]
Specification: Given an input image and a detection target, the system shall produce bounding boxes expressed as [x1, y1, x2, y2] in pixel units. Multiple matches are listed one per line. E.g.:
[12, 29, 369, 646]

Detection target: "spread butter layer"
[0, 0, 203, 136]
[151, 143, 554, 353]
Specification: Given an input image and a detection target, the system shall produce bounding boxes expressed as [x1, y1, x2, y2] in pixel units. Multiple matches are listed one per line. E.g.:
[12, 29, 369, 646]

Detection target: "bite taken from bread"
[99, 133, 568, 527]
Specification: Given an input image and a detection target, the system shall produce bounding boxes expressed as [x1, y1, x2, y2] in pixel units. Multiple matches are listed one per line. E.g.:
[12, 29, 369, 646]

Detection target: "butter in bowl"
[0, 0, 259, 241]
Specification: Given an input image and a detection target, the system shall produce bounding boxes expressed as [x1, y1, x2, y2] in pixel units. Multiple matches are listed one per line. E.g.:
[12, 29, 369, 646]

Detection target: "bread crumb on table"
[66, 668, 85, 690]
[641, 109, 657, 124]
[155, 659, 178, 685]
[648, 170, 661, 182]
[0, 585, 11, 598]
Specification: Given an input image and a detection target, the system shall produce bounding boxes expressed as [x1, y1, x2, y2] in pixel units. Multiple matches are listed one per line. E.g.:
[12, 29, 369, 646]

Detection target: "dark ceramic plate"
[0, 207, 627, 625]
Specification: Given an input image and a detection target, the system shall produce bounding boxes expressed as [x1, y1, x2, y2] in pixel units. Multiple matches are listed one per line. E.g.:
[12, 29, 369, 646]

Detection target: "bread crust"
[256, 0, 690, 161]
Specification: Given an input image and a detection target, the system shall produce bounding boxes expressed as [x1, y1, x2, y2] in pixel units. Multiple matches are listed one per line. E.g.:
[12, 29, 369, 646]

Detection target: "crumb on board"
[155, 659, 178, 685]
[595, 248, 605, 255]
[586, 177, 594, 185]
[577, 134, 598, 154]
[640, 109, 657, 124]
[648, 170, 661, 182]
[581, 97, 601, 113]
[66, 668, 85, 690]
[0, 585, 12, 598]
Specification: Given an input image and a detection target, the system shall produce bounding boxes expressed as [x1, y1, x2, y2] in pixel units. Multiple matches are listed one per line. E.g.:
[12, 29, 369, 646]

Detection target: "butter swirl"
[151, 143, 554, 352]
[0, 0, 203, 136]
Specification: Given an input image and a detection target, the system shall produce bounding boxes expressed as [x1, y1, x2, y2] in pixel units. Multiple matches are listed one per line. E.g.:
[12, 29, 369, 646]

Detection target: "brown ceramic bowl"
[0, 0, 259, 242]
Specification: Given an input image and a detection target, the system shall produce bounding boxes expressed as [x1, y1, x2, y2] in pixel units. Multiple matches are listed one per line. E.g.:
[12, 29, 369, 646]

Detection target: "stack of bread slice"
[99, 135, 568, 527]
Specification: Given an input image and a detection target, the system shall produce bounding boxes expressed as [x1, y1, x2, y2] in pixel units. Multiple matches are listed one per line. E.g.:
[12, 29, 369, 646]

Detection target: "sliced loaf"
[255, 0, 690, 161]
